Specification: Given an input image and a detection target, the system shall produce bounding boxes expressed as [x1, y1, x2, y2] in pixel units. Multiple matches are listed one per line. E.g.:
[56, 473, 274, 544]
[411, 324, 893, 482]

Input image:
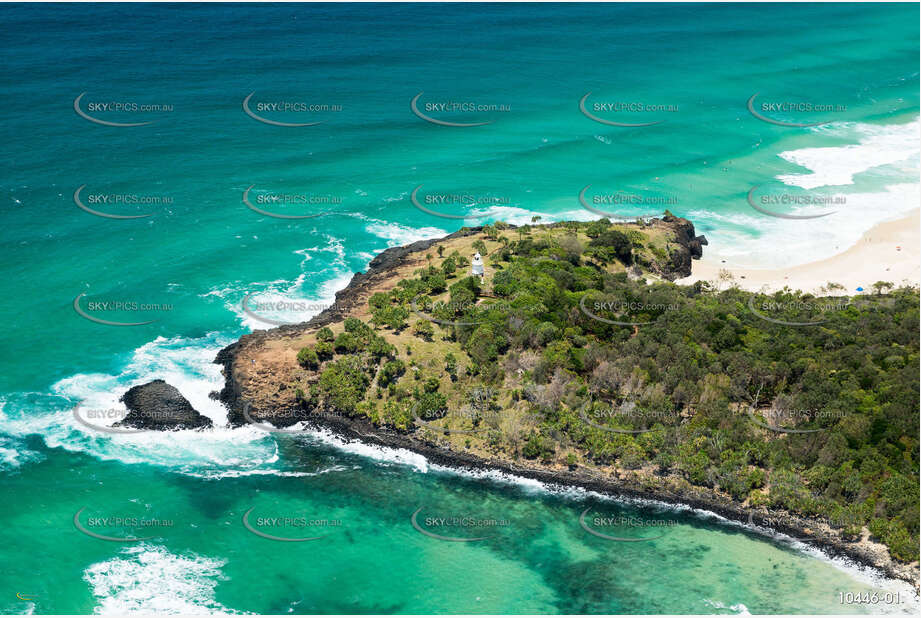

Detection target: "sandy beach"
[678, 209, 921, 295]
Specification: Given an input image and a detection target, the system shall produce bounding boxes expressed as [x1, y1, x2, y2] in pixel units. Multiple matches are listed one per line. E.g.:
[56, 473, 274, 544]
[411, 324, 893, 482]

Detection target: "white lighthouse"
[470, 252, 484, 278]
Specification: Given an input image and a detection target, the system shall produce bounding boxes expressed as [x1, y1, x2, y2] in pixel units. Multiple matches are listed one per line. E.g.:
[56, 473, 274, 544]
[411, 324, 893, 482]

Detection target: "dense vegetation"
[294, 219, 920, 561]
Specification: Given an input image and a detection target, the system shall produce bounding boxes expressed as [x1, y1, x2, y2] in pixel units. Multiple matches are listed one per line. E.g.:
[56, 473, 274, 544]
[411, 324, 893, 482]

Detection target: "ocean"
[0, 2, 918, 614]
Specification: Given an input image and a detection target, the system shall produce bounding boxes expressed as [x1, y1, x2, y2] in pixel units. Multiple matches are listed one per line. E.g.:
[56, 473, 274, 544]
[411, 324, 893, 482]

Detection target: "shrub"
[369, 292, 390, 310]
[334, 332, 361, 353]
[413, 320, 435, 341]
[427, 272, 447, 293]
[522, 433, 555, 462]
[371, 305, 409, 331]
[423, 376, 441, 393]
[585, 219, 611, 238]
[381, 399, 412, 430]
[378, 359, 406, 387]
[444, 352, 457, 375]
[315, 340, 334, 360]
[368, 335, 396, 359]
[415, 391, 448, 420]
[316, 358, 369, 414]
[589, 229, 633, 264]
[297, 346, 319, 369]
[344, 317, 373, 340]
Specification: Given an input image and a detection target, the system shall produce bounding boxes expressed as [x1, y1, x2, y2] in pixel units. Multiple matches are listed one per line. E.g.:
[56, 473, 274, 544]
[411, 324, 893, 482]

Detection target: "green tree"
[317, 357, 370, 414]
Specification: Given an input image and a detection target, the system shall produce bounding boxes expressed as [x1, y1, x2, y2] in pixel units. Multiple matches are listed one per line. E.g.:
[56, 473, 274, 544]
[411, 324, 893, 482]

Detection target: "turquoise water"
[0, 2, 918, 614]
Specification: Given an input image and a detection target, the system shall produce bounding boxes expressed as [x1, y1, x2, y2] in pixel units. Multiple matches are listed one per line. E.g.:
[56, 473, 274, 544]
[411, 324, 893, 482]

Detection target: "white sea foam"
[0, 434, 44, 471]
[428, 461, 556, 494]
[463, 204, 599, 227]
[185, 464, 348, 480]
[292, 235, 347, 269]
[697, 118, 919, 268]
[293, 425, 431, 472]
[778, 119, 920, 190]
[383, 191, 409, 203]
[363, 219, 448, 248]
[205, 268, 353, 332]
[55, 332, 232, 425]
[691, 182, 919, 268]
[202, 235, 354, 331]
[0, 334, 285, 478]
[703, 599, 751, 615]
[83, 544, 239, 615]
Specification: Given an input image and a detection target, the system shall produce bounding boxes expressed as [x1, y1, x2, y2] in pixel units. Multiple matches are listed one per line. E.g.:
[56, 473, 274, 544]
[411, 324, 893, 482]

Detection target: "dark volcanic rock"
[117, 380, 213, 431]
[661, 214, 708, 279]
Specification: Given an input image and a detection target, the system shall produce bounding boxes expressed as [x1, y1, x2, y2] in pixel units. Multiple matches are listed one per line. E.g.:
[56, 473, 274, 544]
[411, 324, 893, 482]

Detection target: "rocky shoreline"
[254, 407, 920, 588]
[211, 218, 918, 588]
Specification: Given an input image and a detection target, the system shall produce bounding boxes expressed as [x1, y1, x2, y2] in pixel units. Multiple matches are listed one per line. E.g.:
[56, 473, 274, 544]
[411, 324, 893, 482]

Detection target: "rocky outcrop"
[215, 218, 708, 423]
[661, 213, 708, 280]
[117, 380, 212, 431]
[211, 218, 920, 587]
[214, 226, 485, 426]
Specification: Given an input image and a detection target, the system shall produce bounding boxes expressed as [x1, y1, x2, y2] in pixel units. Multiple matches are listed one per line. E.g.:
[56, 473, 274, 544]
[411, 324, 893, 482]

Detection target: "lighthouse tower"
[470, 252, 485, 278]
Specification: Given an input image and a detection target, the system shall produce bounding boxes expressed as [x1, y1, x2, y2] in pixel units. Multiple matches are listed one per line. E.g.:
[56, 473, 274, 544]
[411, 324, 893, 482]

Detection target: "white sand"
[678, 209, 920, 295]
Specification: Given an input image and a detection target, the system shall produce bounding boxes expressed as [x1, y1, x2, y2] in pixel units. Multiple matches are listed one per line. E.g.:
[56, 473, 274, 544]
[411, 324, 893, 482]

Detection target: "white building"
[470, 252, 484, 277]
